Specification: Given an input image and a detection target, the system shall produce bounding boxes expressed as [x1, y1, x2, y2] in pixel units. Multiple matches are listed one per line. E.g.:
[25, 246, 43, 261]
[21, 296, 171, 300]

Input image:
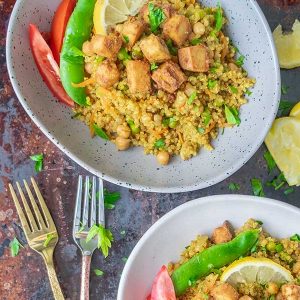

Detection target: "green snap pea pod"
[60, 0, 96, 106]
[171, 229, 259, 296]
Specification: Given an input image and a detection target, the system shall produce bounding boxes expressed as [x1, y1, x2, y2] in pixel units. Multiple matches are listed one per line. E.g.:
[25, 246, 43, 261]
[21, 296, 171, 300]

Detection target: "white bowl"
[117, 195, 300, 300]
[6, 0, 280, 193]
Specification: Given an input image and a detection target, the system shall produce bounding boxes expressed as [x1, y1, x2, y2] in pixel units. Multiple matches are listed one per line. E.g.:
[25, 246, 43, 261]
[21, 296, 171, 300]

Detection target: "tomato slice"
[50, 0, 77, 64]
[29, 24, 74, 107]
[150, 266, 176, 300]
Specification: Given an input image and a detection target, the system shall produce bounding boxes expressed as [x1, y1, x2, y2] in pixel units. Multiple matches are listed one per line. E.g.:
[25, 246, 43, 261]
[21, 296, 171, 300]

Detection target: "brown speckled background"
[1, 1, 300, 299]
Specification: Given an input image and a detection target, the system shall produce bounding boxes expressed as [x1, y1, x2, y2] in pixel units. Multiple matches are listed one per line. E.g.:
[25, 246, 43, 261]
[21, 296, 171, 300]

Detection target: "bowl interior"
[117, 195, 300, 300]
[7, 0, 280, 192]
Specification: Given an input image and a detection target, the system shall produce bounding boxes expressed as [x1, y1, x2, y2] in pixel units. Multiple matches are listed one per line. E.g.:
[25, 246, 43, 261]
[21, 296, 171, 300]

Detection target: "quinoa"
[75, 0, 255, 164]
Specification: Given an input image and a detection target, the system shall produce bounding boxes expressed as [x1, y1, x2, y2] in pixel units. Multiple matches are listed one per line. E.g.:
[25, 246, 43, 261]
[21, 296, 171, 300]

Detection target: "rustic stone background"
[0, 1, 300, 299]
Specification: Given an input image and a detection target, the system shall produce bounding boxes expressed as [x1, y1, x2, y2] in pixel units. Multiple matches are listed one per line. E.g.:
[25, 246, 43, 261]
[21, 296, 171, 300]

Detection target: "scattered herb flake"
[228, 183, 240, 191]
[236, 55, 245, 67]
[166, 39, 178, 56]
[281, 84, 289, 95]
[154, 138, 166, 149]
[94, 269, 104, 276]
[71, 112, 83, 119]
[103, 189, 121, 210]
[190, 38, 202, 46]
[207, 79, 217, 89]
[187, 91, 197, 105]
[122, 257, 128, 263]
[275, 243, 284, 253]
[267, 173, 287, 191]
[10, 237, 23, 257]
[284, 187, 294, 196]
[151, 62, 158, 71]
[251, 178, 265, 197]
[30, 153, 44, 173]
[43, 233, 55, 247]
[148, 3, 166, 33]
[278, 100, 294, 116]
[225, 105, 241, 125]
[245, 89, 252, 96]
[214, 3, 223, 33]
[290, 234, 300, 242]
[127, 120, 140, 134]
[197, 127, 205, 134]
[263, 151, 276, 173]
[123, 35, 129, 44]
[118, 47, 131, 61]
[256, 220, 263, 225]
[229, 86, 238, 94]
[93, 124, 109, 140]
[202, 110, 211, 126]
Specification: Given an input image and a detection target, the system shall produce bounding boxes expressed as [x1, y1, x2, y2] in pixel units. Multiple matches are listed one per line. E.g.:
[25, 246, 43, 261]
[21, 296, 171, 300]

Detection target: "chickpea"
[85, 62, 93, 75]
[228, 62, 240, 71]
[153, 114, 163, 125]
[211, 283, 239, 300]
[239, 297, 253, 300]
[115, 137, 130, 151]
[82, 41, 94, 56]
[157, 151, 170, 165]
[117, 125, 131, 139]
[193, 22, 206, 36]
[267, 282, 279, 295]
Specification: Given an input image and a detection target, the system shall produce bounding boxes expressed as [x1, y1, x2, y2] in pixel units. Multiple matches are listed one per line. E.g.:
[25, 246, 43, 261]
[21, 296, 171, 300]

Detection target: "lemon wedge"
[265, 117, 300, 186]
[290, 102, 300, 119]
[93, 0, 146, 35]
[221, 257, 293, 287]
[273, 19, 300, 69]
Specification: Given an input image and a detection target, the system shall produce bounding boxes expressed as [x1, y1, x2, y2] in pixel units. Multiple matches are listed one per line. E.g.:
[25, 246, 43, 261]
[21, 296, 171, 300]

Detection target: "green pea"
[275, 243, 284, 253]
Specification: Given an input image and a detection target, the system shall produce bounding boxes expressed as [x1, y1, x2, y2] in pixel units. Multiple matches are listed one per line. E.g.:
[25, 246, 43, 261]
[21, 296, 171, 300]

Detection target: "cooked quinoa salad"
[71, 0, 255, 165]
[148, 219, 300, 300]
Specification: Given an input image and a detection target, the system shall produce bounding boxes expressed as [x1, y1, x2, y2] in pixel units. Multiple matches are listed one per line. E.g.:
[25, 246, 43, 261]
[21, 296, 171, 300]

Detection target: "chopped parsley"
[154, 138, 166, 149]
[123, 35, 129, 44]
[103, 189, 121, 210]
[224, 105, 241, 125]
[86, 224, 113, 258]
[122, 257, 128, 263]
[43, 233, 55, 247]
[118, 47, 131, 61]
[245, 89, 252, 96]
[166, 39, 178, 56]
[284, 187, 294, 196]
[211, 2, 223, 36]
[162, 117, 177, 128]
[202, 110, 211, 126]
[93, 124, 109, 140]
[190, 38, 202, 46]
[71, 112, 83, 119]
[127, 120, 140, 134]
[148, 3, 166, 33]
[197, 127, 205, 134]
[229, 86, 238, 94]
[187, 91, 197, 105]
[267, 173, 287, 191]
[256, 220, 263, 225]
[30, 153, 44, 173]
[228, 183, 240, 191]
[150, 62, 158, 71]
[281, 84, 289, 95]
[278, 100, 294, 116]
[94, 269, 104, 276]
[251, 178, 265, 197]
[236, 55, 245, 67]
[290, 234, 300, 242]
[207, 79, 217, 89]
[10, 237, 23, 257]
[263, 151, 276, 173]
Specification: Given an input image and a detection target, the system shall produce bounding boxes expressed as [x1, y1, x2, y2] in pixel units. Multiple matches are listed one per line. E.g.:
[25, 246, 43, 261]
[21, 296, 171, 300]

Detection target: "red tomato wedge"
[50, 0, 77, 64]
[29, 24, 74, 107]
[150, 266, 176, 300]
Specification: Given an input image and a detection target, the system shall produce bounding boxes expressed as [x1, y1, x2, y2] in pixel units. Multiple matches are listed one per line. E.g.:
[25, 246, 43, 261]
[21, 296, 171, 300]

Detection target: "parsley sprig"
[30, 153, 44, 173]
[10, 237, 23, 257]
[148, 3, 166, 33]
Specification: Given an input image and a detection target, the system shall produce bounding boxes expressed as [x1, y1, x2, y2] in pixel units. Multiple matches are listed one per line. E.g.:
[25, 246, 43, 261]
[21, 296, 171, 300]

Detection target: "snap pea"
[60, 0, 97, 106]
[171, 229, 259, 296]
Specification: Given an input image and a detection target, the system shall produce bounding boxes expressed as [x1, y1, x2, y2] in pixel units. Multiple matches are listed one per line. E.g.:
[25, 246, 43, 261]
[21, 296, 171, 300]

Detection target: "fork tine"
[90, 176, 97, 227]
[23, 179, 47, 229]
[15, 182, 39, 232]
[82, 176, 90, 227]
[30, 177, 55, 229]
[73, 175, 83, 233]
[98, 178, 105, 226]
[9, 184, 32, 235]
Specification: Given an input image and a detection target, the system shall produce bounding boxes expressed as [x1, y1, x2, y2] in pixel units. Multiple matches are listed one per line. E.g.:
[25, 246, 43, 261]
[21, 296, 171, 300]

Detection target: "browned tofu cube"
[96, 61, 120, 88]
[211, 221, 233, 244]
[91, 33, 122, 60]
[152, 61, 187, 93]
[163, 15, 192, 46]
[140, 3, 175, 25]
[126, 60, 151, 94]
[140, 34, 171, 63]
[120, 18, 145, 49]
[178, 44, 210, 72]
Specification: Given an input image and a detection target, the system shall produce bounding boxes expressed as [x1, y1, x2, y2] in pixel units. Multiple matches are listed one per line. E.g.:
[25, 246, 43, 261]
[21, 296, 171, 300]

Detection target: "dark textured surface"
[0, 1, 300, 299]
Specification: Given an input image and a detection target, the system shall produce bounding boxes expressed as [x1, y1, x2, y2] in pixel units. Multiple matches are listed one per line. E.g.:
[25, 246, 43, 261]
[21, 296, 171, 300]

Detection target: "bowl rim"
[117, 194, 300, 299]
[6, 0, 281, 193]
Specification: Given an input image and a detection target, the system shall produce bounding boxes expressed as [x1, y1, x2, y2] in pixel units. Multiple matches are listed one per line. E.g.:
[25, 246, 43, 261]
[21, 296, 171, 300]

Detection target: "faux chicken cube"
[152, 61, 187, 93]
[140, 34, 171, 63]
[120, 18, 145, 49]
[91, 33, 122, 60]
[126, 60, 151, 94]
[96, 61, 120, 88]
[163, 15, 192, 46]
[178, 44, 210, 72]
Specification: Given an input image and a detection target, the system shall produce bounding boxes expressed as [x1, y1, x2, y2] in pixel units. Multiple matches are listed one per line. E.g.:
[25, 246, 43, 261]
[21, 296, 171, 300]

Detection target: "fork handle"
[45, 263, 65, 300]
[81, 255, 92, 300]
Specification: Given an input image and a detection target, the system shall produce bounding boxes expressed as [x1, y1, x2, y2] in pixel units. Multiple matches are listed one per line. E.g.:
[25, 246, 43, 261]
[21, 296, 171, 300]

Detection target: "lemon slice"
[273, 19, 300, 69]
[93, 0, 146, 35]
[265, 117, 300, 186]
[221, 257, 293, 287]
[290, 102, 300, 119]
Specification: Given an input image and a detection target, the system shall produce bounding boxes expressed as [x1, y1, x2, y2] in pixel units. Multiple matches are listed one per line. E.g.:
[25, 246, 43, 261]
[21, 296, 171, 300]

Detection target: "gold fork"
[9, 177, 64, 300]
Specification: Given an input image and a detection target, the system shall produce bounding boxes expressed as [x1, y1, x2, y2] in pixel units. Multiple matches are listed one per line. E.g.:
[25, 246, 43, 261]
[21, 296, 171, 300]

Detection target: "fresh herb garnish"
[275, 243, 284, 253]
[30, 153, 44, 173]
[278, 100, 294, 116]
[251, 178, 265, 197]
[94, 269, 104, 276]
[71, 112, 83, 119]
[86, 224, 113, 258]
[284, 187, 294, 196]
[225, 105, 241, 125]
[10, 237, 23, 257]
[148, 3, 166, 33]
[151, 62, 158, 71]
[118, 47, 131, 61]
[187, 91, 197, 105]
[43, 233, 55, 247]
[281, 84, 289, 95]
[290, 234, 300, 242]
[256, 220, 263, 225]
[228, 183, 240, 191]
[245, 89, 252, 96]
[203, 110, 211, 126]
[236, 55, 245, 67]
[229, 86, 238, 94]
[214, 3, 223, 32]
[103, 189, 121, 210]
[162, 117, 177, 128]
[166, 39, 178, 55]
[127, 120, 140, 134]
[263, 151, 276, 173]
[93, 124, 109, 140]
[123, 35, 129, 44]
[267, 173, 286, 190]
[197, 127, 205, 134]
[208, 79, 217, 89]
[62, 46, 84, 64]
[154, 138, 166, 149]
[190, 38, 202, 46]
